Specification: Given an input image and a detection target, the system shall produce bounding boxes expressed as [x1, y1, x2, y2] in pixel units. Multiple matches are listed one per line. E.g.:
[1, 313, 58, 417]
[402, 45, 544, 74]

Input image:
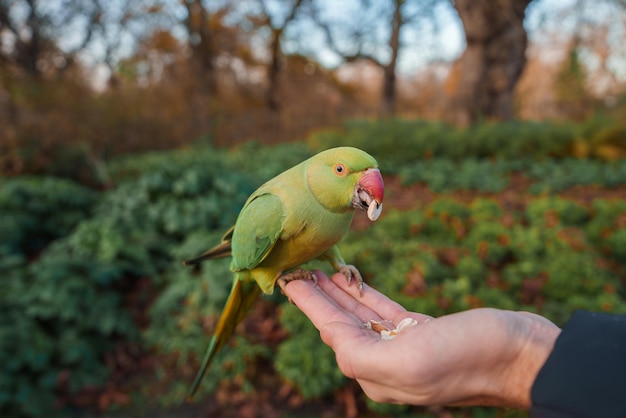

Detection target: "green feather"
[184, 147, 382, 399]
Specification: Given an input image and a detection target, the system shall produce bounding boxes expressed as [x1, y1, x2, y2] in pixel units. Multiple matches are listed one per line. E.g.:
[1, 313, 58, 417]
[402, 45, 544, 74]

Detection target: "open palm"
[283, 271, 560, 409]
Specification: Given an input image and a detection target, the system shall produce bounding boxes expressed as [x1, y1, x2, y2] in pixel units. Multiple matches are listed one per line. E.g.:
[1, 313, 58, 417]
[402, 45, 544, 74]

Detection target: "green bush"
[308, 118, 582, 162]
[308, 119, 455, 170]
[525, 197, 590, 227]
[225, 141, 314, 181]
[142, 231, 264, 402]
[340, 197, 625, 327]
[137, 146, 318, 402]
[397, 157, 626, 194]
[399, 158, 515, 192]
[586, 199, 626, 241]
[528, 159, 626, 193]
[0, 176, 98, 257]
[109, 141, 312, 187]
[2, 129, 625, 418]
[0, 253, 136, 417]
[470, 198, 504, 218]
[307, 118, 626, 196]
[275, 304, 346, 399]
[464, 223, 513, 265]
[0, 147, 259, 417]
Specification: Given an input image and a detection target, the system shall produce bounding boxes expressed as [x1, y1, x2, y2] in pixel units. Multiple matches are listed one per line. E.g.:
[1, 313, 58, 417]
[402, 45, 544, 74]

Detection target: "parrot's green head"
[306, 147, 384, 221]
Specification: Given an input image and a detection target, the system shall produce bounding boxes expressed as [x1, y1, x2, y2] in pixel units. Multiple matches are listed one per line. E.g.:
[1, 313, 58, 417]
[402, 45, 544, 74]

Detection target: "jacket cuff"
[530, 310, 626, 417]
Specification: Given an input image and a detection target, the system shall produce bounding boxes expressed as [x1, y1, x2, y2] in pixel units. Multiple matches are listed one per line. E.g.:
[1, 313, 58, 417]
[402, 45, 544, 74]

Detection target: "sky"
[275, 0, 624, 77]
[29, 0, 624, 88]
[280, 0, 466, 75]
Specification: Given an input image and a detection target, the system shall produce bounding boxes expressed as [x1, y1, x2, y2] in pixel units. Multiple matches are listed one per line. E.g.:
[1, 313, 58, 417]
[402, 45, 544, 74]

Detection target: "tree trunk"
[381, 0, 403, 115]
[187, 0, 218, 96]
[447, 0, 532, 125]
[261, 0, 305, 112]
[266, 28, 282, 112]
[181, 0, 218, 135]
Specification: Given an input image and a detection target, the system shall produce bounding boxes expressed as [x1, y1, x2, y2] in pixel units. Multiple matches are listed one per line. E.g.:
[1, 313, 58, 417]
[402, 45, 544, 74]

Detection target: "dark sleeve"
[530, 310, 626, 418]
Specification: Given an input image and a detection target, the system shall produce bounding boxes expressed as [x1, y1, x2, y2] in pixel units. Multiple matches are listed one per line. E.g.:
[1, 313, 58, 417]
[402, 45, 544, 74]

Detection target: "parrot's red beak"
[360, 168, 384, 204]
[353, 168, 384, 221]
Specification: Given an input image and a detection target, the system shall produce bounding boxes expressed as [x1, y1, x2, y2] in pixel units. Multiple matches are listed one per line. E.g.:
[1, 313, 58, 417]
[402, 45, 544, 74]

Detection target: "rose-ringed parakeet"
[184, 146, 384, 399]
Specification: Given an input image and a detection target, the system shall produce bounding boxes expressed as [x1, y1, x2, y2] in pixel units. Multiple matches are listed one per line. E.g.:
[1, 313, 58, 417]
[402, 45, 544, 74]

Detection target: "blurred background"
[1, 0, 626, 417]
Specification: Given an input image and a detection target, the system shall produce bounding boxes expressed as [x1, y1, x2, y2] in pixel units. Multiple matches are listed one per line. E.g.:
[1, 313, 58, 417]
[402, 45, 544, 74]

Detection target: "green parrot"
[183, 146, 384, 399]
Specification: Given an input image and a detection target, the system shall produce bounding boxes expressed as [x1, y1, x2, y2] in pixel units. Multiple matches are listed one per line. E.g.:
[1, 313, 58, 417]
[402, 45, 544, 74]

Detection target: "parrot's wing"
[231, 193, 284, 271]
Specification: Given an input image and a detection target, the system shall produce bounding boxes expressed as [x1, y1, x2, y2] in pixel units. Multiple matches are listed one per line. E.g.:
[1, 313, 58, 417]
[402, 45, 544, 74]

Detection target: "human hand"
[283, 271, 561, 409]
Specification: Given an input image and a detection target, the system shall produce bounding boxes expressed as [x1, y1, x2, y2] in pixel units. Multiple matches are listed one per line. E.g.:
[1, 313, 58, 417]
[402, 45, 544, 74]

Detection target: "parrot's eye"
[334, 163, 347, 175]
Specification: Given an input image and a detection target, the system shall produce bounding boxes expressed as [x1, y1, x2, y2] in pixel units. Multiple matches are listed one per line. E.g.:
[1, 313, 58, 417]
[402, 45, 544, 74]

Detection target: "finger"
[321, 321, 414, 383]
[316, 273, 386, 323]
[329, 273, 433, 326]
[283, 271, 363, 331]
[319, 321, 383, 379]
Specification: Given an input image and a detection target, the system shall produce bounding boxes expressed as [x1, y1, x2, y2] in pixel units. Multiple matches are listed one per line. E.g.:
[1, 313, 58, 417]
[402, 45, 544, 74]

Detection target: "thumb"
[319, 320, 343, 348]
[320, 320, 372, 348]
[319, 321, 378, 380]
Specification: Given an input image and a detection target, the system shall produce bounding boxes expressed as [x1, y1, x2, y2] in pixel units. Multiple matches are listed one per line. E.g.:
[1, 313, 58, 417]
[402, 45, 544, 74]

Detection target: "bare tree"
[180, 0, 221, 96]
[0, 0, 165, 84]
[309, 0, 441, 115]
[257, 0, 306, 111]
[447, 0, 533, 125]
[0, 0, 112, 139]
[0, 0, 102, 78]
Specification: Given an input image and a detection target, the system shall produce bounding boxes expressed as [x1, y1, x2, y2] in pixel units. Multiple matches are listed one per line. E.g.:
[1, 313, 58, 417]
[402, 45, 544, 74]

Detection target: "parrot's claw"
[339, 264, 364, 294]
[278, 269, 318, 304]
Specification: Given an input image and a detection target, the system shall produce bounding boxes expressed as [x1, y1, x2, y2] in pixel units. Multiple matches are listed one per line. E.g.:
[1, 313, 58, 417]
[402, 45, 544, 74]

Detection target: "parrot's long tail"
[182, 240, 232, 266]
[187, 278, 261, 400]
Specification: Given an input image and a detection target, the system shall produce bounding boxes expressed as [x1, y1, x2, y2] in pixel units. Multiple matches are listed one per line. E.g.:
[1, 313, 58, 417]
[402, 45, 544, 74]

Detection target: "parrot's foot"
[339, 264, 364, 294]
[278, 269, 318, 303]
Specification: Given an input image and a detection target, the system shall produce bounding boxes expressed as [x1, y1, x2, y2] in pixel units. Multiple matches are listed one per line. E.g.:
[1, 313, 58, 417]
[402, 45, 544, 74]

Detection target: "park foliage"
[2, 117, 626, 417]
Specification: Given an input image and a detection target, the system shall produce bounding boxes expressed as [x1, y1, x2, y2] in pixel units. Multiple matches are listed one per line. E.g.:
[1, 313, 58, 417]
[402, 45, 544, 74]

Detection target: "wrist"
[493, 311, 561, 408]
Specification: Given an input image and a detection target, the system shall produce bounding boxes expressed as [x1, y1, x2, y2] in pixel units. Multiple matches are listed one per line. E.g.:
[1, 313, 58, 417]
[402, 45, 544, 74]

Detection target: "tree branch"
[308, 1, 383, 68]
